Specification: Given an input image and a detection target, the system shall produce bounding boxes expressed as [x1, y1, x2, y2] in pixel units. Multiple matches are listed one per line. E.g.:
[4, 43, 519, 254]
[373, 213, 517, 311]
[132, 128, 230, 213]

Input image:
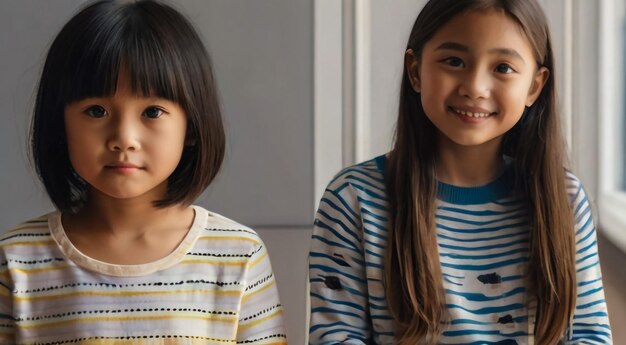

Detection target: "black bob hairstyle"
[30, 0, 225, 212]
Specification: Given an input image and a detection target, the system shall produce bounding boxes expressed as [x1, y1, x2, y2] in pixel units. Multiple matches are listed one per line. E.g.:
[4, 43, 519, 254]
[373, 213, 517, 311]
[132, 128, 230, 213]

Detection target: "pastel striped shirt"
[0, 205, 287, 345]
[308, 155, 612, 344]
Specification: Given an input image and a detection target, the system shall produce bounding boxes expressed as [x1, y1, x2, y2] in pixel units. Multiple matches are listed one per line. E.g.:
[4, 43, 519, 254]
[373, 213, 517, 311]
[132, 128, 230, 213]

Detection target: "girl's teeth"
[454, 108, 491, 118]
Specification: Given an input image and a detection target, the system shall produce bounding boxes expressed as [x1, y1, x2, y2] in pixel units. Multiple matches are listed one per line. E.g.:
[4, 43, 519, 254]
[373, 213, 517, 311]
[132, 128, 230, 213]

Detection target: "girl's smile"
[448, 105, 496, 124]
[449, 106, 495, 118]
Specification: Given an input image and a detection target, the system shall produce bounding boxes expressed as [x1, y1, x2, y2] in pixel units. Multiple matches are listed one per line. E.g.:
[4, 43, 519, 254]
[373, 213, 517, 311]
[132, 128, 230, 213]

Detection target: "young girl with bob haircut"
[308, 0, 612, 344]
[0, 1, 286, 343]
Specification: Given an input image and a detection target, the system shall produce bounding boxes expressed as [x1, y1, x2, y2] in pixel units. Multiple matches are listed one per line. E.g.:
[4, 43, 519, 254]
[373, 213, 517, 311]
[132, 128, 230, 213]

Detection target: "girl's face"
[406, 10, 549, 149]
[64, 74, 188, 203]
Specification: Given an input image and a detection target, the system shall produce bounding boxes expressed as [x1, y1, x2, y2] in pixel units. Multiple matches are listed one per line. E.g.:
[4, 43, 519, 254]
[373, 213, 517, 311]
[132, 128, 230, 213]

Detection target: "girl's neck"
[69, 189, 193, 238]
[436, 136, 504, 187]
[61, 197, 195, 266]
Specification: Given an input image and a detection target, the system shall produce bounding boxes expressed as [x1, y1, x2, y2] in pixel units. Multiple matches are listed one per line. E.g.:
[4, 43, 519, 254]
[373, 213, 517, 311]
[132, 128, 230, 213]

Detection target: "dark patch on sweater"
[330, 253, 350, 267]
[319, 275, 342, 290]
[498, 314, 514, 324]
[477, 272, 502, 284]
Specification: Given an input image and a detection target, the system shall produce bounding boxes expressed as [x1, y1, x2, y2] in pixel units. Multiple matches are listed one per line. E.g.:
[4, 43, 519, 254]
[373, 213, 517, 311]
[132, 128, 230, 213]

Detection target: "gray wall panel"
[177, 0, 314, 227]
[0, 0, 313, 230]
[0, 0, 85, 231]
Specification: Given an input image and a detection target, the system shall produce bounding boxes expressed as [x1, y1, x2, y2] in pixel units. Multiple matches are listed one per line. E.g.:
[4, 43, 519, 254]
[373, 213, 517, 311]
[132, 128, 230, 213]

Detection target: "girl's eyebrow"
[435, 42, 470, 52]
[435, 41, 526, 65]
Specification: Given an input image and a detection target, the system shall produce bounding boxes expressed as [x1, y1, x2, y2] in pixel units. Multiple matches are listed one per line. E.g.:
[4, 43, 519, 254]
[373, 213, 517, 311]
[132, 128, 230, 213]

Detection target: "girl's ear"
[526, 66, 550, 107]
[405, 49, 421, 93]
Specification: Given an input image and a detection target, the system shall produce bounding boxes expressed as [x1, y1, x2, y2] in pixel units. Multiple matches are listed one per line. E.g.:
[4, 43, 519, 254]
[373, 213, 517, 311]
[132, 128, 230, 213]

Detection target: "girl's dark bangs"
[64, 10, 184, 105]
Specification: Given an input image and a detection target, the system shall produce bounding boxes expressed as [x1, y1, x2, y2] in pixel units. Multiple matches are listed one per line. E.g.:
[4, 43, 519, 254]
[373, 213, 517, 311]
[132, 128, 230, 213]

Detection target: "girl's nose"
[106, 117, 141, 152]
[458, 69, 491, 100]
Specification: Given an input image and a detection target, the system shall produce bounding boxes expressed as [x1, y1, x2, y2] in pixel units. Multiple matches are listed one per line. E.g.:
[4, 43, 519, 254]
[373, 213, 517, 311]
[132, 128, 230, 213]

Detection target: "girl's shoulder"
[0, 212, 55, 246]
[563, 170, 589, 205]
[565, 169, 585, 198]
[326, 154, 387, 191]
[194, 205, 264, 249]
[564, 170, 584, 191]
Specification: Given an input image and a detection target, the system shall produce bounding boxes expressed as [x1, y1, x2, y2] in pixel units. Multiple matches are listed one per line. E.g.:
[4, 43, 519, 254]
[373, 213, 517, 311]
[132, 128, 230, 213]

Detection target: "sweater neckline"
[374, 154, 514, 205]
[48, 205, 207, 277]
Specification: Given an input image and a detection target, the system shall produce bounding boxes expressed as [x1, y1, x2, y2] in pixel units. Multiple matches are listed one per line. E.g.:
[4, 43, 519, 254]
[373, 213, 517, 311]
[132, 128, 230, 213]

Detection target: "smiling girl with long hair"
[308, 0, 612, 344]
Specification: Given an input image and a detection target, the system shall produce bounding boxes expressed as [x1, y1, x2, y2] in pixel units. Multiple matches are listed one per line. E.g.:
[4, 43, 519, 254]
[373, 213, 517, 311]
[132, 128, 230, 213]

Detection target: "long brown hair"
[384, 0, 576, 343]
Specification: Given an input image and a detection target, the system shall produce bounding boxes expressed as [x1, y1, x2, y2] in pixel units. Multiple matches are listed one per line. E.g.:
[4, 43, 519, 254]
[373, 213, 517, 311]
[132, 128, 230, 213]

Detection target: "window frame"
[598, 0, 626, 253]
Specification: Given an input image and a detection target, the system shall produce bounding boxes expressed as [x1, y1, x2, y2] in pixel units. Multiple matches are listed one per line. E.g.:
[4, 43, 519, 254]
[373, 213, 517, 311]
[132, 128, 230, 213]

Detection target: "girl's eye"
[495, 63, 515, 74]
[143, 106, 165, 119]
[85, 105, 107, 118]
[444, 57, 465, 68]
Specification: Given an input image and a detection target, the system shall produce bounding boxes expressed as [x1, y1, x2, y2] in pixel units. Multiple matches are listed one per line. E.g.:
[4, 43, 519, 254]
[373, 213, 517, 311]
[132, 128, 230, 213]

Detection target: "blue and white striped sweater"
[308, 155, 612, 344]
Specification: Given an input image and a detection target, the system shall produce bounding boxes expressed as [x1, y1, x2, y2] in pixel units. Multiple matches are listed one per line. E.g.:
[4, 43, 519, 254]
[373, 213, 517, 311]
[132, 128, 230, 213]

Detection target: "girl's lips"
[449, 106, 496, 118]
[104, 163, 143, 173]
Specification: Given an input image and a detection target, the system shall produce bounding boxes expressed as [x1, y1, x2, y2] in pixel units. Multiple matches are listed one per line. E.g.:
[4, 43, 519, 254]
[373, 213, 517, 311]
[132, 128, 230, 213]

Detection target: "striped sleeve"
[0, 244, 14, 344]
[309, 175, 371, 344]
[236, 237, 287, 344]
[564, 174, 612, 344]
